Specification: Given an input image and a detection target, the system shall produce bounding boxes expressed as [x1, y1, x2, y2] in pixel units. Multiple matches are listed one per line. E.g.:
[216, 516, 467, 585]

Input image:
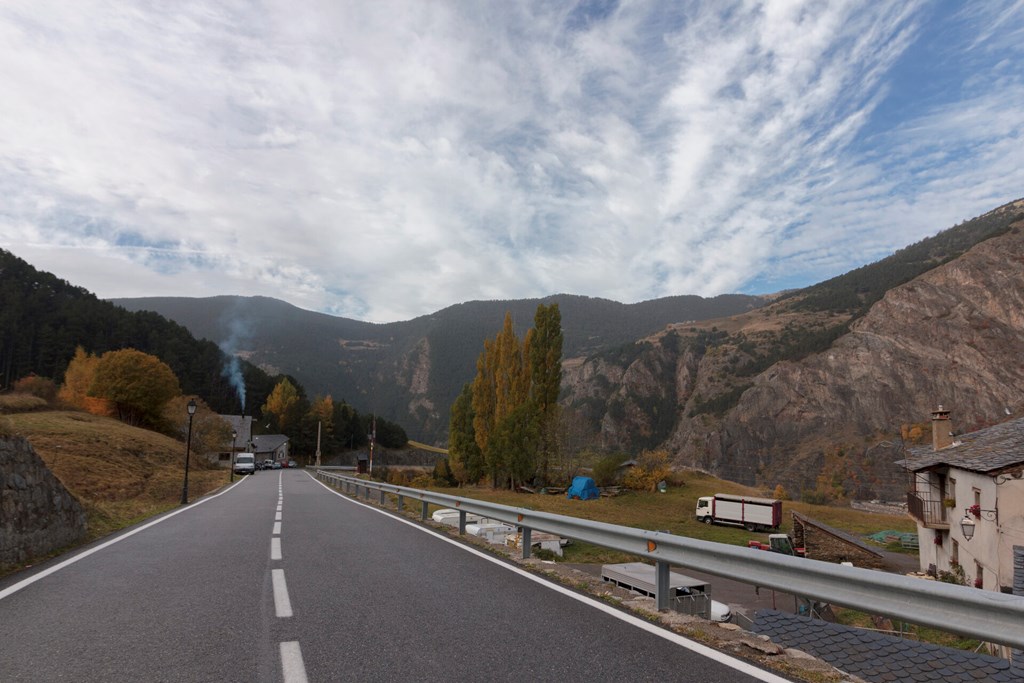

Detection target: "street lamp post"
[180, 398, 198, 505]
[229, 429, 237, 482]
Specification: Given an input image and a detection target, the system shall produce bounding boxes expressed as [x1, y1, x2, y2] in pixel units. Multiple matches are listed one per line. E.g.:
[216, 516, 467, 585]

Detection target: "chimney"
[931, 405, 953, 451]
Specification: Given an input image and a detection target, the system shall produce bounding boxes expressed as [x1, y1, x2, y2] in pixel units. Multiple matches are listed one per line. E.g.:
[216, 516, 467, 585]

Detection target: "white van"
[233, 453, 256, 475]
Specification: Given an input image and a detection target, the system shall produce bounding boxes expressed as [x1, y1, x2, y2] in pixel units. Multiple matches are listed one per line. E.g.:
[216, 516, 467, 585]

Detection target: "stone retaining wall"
[1, 436, 87, 569]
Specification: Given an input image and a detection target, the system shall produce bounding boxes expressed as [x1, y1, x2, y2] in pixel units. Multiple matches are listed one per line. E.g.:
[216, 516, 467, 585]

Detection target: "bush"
[937, 563, 966, 586]
[387, 468, 414, 486]
[0, 393, 48, 414]
[592, 452, 629, 486]
[622, 449, 672, 492]
[13, 374, 58, 403]
[408, 473, 432, 489]
[432, 458, 457, 486]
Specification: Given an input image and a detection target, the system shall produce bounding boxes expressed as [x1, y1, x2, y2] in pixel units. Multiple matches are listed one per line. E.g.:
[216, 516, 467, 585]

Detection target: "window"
[951, 539, 959, 565]
[975, 561, 983, 589]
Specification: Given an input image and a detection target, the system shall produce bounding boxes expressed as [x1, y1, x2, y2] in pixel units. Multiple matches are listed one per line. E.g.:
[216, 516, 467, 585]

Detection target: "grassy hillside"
[1, 409, 229, 547]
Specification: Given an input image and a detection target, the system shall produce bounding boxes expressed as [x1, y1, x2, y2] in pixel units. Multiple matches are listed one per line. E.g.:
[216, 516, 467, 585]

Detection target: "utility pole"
[315, 420, 322, 468]
[368, 414, 376, 475]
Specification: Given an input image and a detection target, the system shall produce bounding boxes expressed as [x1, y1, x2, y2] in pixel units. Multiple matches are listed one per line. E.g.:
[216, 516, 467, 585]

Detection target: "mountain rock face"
[564, 209, 1024, 495]
[716, 222, 1024, 486]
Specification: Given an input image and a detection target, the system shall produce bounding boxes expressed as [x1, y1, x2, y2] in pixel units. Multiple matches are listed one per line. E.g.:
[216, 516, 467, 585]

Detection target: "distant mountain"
[561, 198, 1024, 497]
[111, 293, 767, 442]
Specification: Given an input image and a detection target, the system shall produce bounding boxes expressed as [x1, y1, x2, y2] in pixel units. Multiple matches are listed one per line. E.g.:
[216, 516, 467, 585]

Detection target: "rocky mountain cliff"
[563, 199, 1024, 497]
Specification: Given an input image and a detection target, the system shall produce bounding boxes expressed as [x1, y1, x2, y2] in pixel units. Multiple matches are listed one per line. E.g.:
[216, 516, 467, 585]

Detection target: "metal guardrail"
[315, 471, 1024, 650]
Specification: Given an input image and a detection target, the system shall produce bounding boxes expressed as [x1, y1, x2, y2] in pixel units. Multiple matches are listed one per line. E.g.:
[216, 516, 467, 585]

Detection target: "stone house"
[208, 414, 254, 468]
[899, 407, 1024, 593]
[791, 512, 886, 569]
[251, 433, 290, 463]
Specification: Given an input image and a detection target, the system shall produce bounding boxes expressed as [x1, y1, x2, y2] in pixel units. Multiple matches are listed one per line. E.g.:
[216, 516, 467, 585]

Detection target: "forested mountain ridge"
[562, 197, 1024, 497]
[0, 249, 281, 414]
[112, 293, 767, 442]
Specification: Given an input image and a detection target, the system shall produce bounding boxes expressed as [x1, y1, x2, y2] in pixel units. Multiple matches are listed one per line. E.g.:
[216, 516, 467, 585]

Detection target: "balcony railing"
[906, 491, 950, 528]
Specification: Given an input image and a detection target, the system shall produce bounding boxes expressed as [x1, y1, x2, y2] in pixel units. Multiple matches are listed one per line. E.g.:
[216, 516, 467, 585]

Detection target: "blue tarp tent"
[567, 476, 600, 500]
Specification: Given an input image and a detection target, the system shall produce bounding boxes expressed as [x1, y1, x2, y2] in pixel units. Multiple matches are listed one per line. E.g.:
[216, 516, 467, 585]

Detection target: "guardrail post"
[421, 500, 428, 520]
[522, 527, 532, 559]
[363, 486, 370, 500]
[656, 560, 670, 611]
[397, 494, 404, 511]
[379, 489, 385, 505]
[458, 510, 466, 535]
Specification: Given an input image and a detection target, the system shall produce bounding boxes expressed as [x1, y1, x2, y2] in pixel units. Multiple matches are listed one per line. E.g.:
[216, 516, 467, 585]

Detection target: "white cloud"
[0, 1, 1022, 321]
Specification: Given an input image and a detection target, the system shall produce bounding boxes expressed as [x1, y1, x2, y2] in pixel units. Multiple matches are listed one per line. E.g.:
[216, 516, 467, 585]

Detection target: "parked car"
[287, 460, 298, 469]
[262, 459, 274, 470]
[233, 453, 256, 475]
[272, 461, 282, 470]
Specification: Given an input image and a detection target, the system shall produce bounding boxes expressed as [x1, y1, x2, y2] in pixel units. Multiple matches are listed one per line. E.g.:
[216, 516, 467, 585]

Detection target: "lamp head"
[187, 398, 197, 416]
[960, 514, 976, 541]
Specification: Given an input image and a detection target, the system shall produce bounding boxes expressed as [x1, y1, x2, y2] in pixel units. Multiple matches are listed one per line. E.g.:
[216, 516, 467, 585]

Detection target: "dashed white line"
[275, 511, 282, 521]
[280, 641, 308, 683]
[273, 521, 282, 535]
[271, 569, 293, 617]
[271, 537, 282, 561]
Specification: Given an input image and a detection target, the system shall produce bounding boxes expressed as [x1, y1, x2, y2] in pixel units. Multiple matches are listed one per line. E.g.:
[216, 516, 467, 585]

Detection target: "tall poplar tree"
[460, 307, 560, 489]
[529, 304, 563, 485]
[471, 338, 497, 456]
[448, 382, 483, 484]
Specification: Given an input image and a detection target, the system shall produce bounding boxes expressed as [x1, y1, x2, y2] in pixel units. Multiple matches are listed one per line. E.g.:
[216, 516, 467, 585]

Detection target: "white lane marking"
[272, 569, 293, 617]
[0, 477, 250, 602]
[276, 505, 282, 512]
[275, 511, 282, 521]
[280, 641, 308, 683]
[273, 521, 282, 535]
[308, 473, 789, 683]
[271, 537, 282, 561]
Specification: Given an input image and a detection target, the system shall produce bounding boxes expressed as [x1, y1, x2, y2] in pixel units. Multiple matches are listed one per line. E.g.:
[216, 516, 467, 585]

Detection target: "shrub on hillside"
[622, 449, 672, 492]
[0, 393, 48, 414]
[13, 374, 58, 403]
[592, 452, 629, 486]
[432, 458, 457, 486]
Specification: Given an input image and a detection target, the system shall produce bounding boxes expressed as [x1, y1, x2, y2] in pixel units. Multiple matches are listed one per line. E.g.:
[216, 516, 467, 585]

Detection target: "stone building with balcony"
[898, 407, 1024, 593]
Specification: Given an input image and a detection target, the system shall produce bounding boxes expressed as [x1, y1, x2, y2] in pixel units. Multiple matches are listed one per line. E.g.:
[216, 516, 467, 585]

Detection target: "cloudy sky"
[1, 1, 1022, 322]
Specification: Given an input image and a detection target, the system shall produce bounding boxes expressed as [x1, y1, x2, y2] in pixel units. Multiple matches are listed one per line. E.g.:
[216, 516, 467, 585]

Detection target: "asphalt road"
[0, 470, 793, 682]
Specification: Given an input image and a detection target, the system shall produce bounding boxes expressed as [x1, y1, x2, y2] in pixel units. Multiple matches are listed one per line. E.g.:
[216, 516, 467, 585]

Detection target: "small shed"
[567, 476, 600, 500]
[356, 452, 368, 474]
[792, 511, 886, 569]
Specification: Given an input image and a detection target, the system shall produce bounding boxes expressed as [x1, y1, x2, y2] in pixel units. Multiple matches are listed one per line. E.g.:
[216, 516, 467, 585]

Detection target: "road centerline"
[280, 641, 308, 683]
[271, 568, 293, 617]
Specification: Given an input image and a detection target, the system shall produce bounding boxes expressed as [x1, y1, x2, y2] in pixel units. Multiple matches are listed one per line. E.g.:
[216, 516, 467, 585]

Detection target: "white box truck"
[694, 493, 781, 531]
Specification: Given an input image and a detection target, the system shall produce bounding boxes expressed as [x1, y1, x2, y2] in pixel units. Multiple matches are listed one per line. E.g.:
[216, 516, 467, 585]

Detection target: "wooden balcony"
[906, 491, 950, 529]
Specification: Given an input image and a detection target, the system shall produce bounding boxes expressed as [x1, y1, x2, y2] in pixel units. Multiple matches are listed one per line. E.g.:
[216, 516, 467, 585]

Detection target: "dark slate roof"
[753, 609, 1024, 682]
[252, 434, 289, 453]
[898, 416, 1024, 474]
[792, 512, 883, 558]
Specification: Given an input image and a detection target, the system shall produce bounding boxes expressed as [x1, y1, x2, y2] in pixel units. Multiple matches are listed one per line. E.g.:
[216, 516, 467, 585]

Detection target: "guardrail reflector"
[647, 540, 657, 552]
